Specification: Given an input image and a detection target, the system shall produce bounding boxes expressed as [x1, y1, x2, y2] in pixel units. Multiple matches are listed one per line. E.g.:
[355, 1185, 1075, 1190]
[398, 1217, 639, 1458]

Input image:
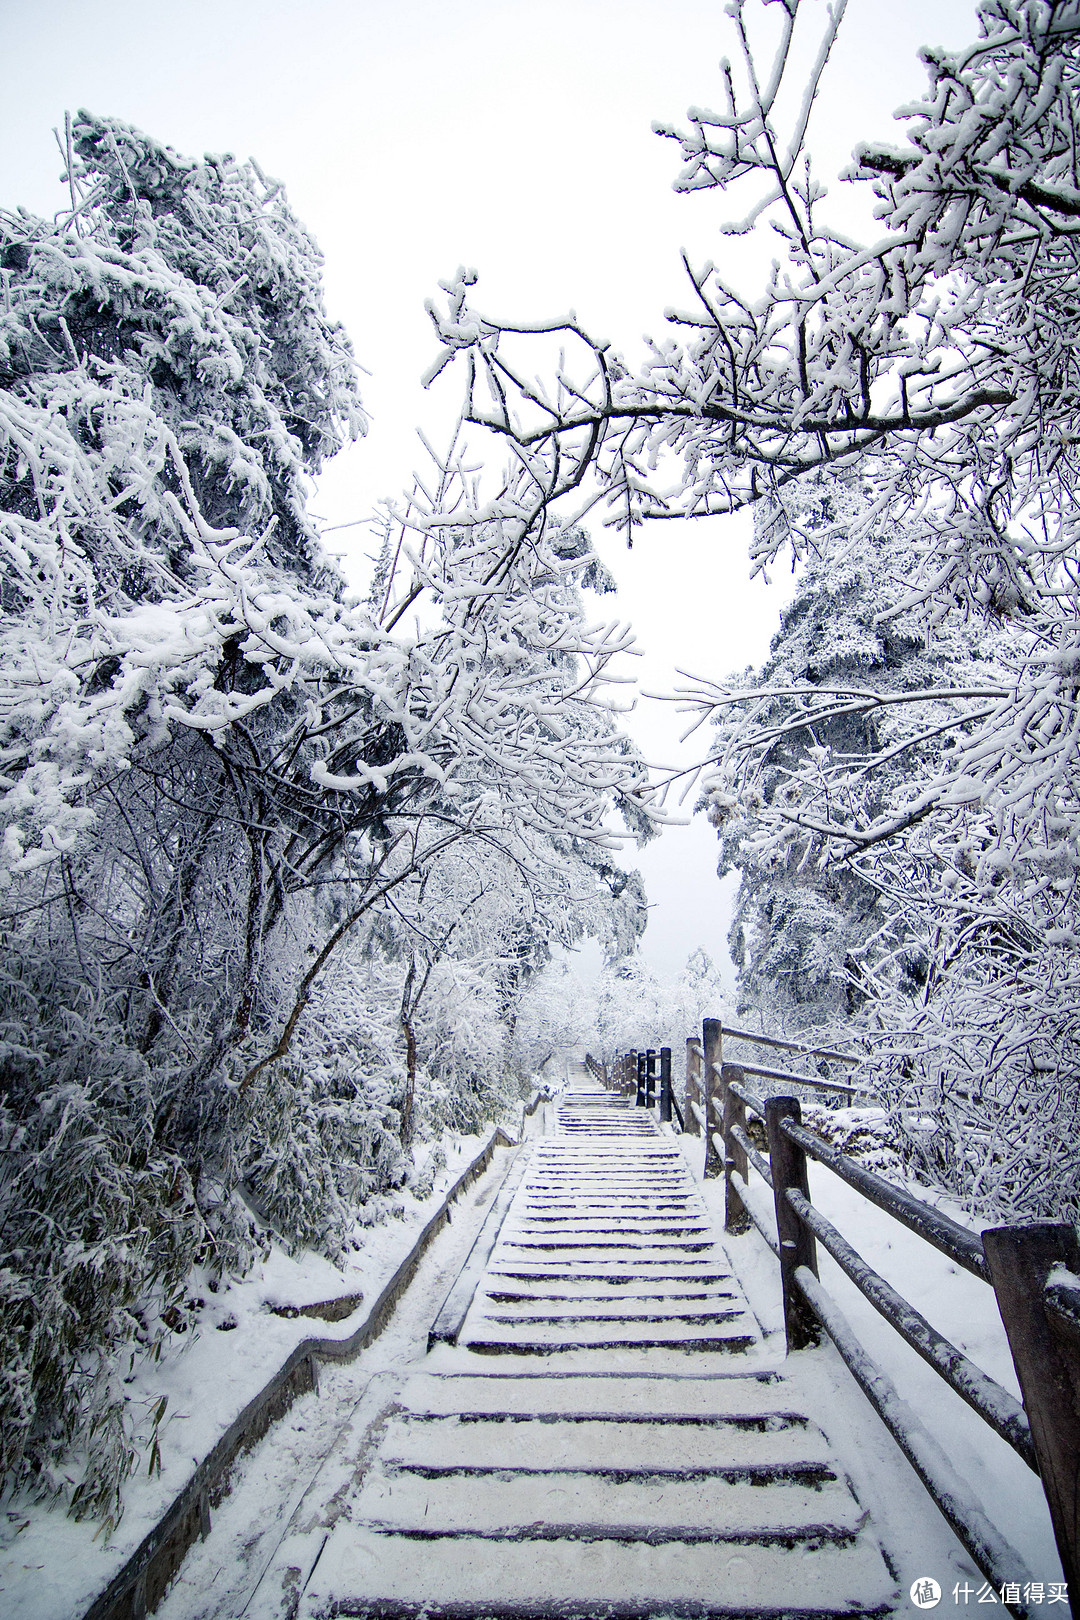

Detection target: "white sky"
[1, 0, 981, 981]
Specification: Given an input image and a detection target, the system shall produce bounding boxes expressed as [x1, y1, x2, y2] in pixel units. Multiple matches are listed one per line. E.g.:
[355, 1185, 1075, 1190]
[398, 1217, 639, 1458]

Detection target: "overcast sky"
[1, 0, 982, 981]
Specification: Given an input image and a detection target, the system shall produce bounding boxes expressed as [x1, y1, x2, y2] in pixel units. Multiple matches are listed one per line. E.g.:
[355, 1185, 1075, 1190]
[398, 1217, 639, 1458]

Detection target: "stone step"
[479, 1283, 742, 1303]
[485, 1263, 738, 1276]
[503, 1223, 713, 1239]
[517, 1199, 702, 1209]
[492, 1242, 717, 1258]
[305, 1528, 896, 1616]
[460, 1321, 758, 1353]
[351, 1467, 868, 1541]
[394, 1371, 794, 1420]
[470, 1300, 745, 1326]
[380, 1412, 834, 1476]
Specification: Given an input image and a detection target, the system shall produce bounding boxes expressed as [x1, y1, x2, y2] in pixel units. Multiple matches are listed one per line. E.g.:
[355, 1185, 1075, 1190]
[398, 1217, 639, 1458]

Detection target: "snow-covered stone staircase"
[303, 1081, 898, 1617]
[456, 1085, 759, 1356]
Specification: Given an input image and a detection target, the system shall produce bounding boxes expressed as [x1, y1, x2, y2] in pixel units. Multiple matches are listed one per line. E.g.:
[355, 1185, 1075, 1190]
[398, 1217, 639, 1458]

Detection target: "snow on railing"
[600, 1018, 1080, 1619]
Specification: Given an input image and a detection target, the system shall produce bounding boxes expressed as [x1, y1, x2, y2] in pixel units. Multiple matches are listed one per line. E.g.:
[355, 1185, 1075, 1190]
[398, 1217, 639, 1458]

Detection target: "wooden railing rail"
[714, 1078, 1050, 1608]
[604, 1017, 1080, 1615]
[793, 1260, 1040, 1609]
[723, 1024, 857, 1066]
[725, 1076, 1034, 1461]
[729, 1076, 765, 1115]
[784, 1182, 1036, 1468]
[733, 1060, 860, 1099]
[781, 1112, 988, 1281]
[583, 1052, 607, 1087]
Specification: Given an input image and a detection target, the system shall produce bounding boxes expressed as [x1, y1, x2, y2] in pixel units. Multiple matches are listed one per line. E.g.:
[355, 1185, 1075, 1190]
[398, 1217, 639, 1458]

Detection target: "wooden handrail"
[708, 1056, 863, 1098]
[735, 1060, 863, 1097]
[724, 1087, 1044, 1610]
[731, 1121, 771, 1188]
[644, 1016, 1080, 1613]
[785, 1186, 1036, 1469]
[780, 1114, 989, 1282]
[794, 1264, 1038, 1604]
[722, 1024, 858, 1065]
[729, 1078, 765, 1117]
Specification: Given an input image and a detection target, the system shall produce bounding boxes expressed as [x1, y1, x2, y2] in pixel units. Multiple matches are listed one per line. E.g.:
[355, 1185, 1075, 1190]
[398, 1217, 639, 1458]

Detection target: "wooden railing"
[583, 1052, 606, 1087]
[598, 1020, 1080, 1619]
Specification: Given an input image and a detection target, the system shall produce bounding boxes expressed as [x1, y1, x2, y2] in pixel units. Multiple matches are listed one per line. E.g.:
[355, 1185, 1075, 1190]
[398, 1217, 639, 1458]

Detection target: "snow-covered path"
[154, 1065, 1078, 1620]
[155, 1076, 896, 1618]
[124, 1073, 1067, 1619]
[451, 1084, 760, 1355]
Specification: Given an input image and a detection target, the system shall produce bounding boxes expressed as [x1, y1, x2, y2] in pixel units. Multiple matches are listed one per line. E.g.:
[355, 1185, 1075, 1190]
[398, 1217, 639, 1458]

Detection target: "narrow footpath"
[303, 1079, 896, 1617]
[152, 1069, 913, 1613]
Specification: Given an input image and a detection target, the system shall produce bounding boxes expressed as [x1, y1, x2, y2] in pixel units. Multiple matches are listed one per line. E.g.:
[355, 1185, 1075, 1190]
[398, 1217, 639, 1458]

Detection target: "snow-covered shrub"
[872, 1038, 1080, 1226]
[0, 942, 263, 1529]
[799, 1105, 904, 1180]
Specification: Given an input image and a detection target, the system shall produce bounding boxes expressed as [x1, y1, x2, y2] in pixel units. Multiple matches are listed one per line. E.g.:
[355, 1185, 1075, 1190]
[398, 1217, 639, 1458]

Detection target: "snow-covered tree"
[583, 947, 731, 1064]
[421, 2, 1080, 1221]
[0, 114, 652, 1525]
[709, 478, 1009, 1035]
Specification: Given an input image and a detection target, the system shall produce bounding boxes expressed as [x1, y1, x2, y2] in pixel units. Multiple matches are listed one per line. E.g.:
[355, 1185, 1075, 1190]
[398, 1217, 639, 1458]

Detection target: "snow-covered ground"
[5, 1090, 1067, 1620]
[0, 1125, 533, 1620]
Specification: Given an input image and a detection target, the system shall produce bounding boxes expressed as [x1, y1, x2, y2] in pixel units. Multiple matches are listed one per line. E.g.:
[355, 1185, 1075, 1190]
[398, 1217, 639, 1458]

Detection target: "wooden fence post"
[983, 1223, 1080, 1610]
[685, 1037, 702, 1137]
[659, 1047, 672, 1123]
[702, 1018, 723, 1178]
[765, 1095, 820, 1352]
[634, 1051, 645, 1106]
[722, 1062, 750, 1235]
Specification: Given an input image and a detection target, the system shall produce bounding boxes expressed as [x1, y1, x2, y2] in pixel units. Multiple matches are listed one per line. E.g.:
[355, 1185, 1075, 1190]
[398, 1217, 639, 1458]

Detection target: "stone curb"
[81, 1109, 535, 1620]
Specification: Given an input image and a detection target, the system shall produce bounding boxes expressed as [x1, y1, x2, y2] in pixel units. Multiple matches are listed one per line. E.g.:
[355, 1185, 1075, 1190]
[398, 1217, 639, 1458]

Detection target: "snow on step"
[483, 1282, 741, 1304]
[478, 1300, 742, 1326]
[309, 1374, 895, 1615]
[350, 1469, 867, 1542]
[302, 1082, 897, 1618]
[394, 1373, 794, 1419]
[458, 1092, 759, 1356]
[380, 1414, 834, 1475]
[307, 1529, 895, 1617]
